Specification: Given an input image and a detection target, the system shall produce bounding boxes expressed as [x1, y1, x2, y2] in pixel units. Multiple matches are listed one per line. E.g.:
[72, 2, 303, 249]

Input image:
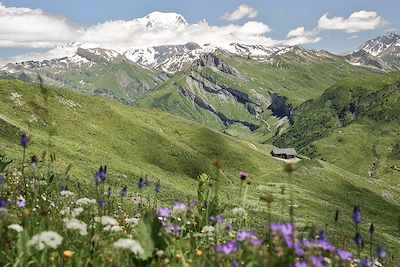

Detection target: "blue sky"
[0, 0, 398, 61]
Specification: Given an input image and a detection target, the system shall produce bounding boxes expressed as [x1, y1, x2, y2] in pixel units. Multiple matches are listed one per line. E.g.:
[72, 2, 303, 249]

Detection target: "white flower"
[76, 198, 96, 206]
[28, 231, 63, 250]
[60, 207, 71, 216]
[60, 190, 74, 197]
[125, 217, 140, 227]
[113, 239, 144, 255]
[71, 207, 84, 217]
[103, 225, 123, 232]
[96, 216, 118, 226]
[63, 218, 88, 236]
[231, 207, 247, 217]
[201, 225, 215, 237]
[8, 224, 24, 233]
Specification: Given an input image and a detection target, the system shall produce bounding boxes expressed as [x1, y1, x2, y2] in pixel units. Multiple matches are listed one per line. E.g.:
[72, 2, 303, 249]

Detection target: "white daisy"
[28, 231, 63, 250]
[113, 239, 144, 255]
[63, 218, 88, 236]
[8, 224, 24, 233]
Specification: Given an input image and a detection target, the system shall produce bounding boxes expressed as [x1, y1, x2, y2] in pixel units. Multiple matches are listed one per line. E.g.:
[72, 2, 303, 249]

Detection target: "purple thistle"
[98, 199, 105, 208]
[318, 240, 335, 252]
[352, 206, 362, 225]
[138, 177, 145, 189]
[119, 185, 127, 197]
[354, 232, 362, 247]
[155, 181, 161, 193]
[237, 231, 256, 241]
[294, 242, 305, 257]
[0, 175, 5, 185]
[239, 172, 249, 181]
[295, 263, 308, 267]
[336, 249, 352, 261]
[270, 223, 295, 248]
[157, 208, 171, 218]
[210, 215, 225, 224]
[21, 132, 28, 148]
[215, 240, 239, 255]
[376, 245, 387, 260]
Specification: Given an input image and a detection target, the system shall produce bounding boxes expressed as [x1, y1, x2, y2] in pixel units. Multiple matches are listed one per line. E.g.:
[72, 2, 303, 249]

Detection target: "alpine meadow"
[0, 1, 399, 267]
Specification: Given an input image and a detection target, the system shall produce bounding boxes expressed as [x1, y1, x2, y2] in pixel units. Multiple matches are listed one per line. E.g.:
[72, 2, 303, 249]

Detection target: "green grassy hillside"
[1, 79, 400, 251]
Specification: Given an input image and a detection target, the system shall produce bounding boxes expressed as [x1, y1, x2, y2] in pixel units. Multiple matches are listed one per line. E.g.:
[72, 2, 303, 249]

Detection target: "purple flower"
[369, 223, 375, 235]
[336, 249, 352, 261]
[358, 258, 372, 267]
[155, 182, 161, 193]
[294, 242, 305, 257]
[250, 239, 264, 246]
[270, 223, 295, 248]
[310, 256, 325, 267]
[138, 177, 145, 189]
[354, 232, 362, 247]
[144, 177, 150, 187]
[94, 166, 107, 185]
[210, 215, 225, 224]
[157, 208, 171, 218]
[215, 240, 239, 255]
[352, 206, 362, 225]
[16, 199, 26, 208]
[231, 260, 239, 267]
[119, 185, 127, 197]
[237, 231, 256, 241]
[0, 175, 5, 185]
[191, 200, 199, 207]
[302, 240, 315, 247]
[318, 240, 335, 252]
[318, 230, 328, 241]
[98, 199, 105, 208]
[376, 245, 386, 260]
[239, 172, 249, 180]
[0, 199, 8, 209]
[295, 263, 308, 267]
[165, 225, 181, 237]
[21, 132, 28, 148]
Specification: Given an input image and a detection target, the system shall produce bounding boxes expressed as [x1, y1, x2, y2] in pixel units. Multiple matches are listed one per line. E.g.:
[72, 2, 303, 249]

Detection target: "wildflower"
[119, 186, 127, 197]
[239, 172, 249, 181]
[270, 223, 295, 248]
[172, 202, 188, 217]
[103, 225, 123, 232]
[354, 232, 362, 247]
[60, 190, 74, 197]
[98, 199, 106, 208]
[113, 239, 144, 255]
[0, 199, 8, 210]
[63, 250, 75, 258]
[310, 256, 325, 267]
[63, 218, 88, 236]
[28, 231, 63, 250]
[155, 181, 161, 193]
[295, 263, 308, 267]
[107, 186, 112, 197]
[138, 177, 145, 189]
[352, 206, 362, 225]
[71, 207, 84, 217]
[376, 245, 386, 260]
[16, 198, 26, 208]
[21, 132, 28, 148]
[196, 250, 204, 257]
[318, 240, 335, 252]
[336, 249, 352, 261]
[215, 240, 239, 255]
[50, 252, 57, 262]
[125, 217, 140, 227]
[98, 216, 118, 226]
[175, 253, 182, 260]
[157, 208, 171, 219]
[76, 198, 96, 206]
[237, 231, 256, 241]
[94, 165, 107, 185]
[231, 207, 247, 217]
[210, 214, 225, 224]
[318, 230, 328, 241]
[358, 258, 372, 267]
[201, 225, 215, 237]
[294, 242, 305, 257]
[369, 223, 375, 234]
[0, 175, 5, 185]
[8, 224, 24, 232]
[249, 239, 264, 246]
[144, 177, 150, 187]
[165, 225, 181, 237]
[231, 260, 239, 267]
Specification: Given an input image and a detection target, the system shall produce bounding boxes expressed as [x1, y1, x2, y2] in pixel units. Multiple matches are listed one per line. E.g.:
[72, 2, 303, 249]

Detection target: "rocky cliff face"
[196, 54, 245, 80]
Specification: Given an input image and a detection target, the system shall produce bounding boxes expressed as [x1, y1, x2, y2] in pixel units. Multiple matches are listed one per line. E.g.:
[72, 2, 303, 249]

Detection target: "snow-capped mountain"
[346, 32, 400, 71]
[135, 11, 188, 30]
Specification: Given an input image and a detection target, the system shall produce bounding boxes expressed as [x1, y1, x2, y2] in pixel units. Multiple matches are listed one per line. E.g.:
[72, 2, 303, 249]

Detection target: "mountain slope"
[1, 79, 400, 250]
[273, 71, 400, 181]
[137, 48, 377, 143]
[346, 33, 400, 71]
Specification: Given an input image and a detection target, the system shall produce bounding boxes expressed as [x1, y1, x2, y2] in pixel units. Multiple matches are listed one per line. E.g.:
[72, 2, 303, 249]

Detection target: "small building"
[271, 148, 297, 159]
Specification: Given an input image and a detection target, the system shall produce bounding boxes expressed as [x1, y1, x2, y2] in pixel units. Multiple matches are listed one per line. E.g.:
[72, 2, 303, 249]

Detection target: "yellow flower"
[195, 250, 203, 257]
[63, 250, 75, 258]
[175, 253, 182, 260]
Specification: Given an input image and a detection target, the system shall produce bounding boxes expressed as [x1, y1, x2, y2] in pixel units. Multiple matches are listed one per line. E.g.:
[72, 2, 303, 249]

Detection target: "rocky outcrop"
[196, 54, 245, 79]
[268, 93, 293, 118]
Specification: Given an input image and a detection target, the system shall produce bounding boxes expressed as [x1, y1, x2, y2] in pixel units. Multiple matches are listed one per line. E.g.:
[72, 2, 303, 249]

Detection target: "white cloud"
[0, 3, 82, 48]
[221, 5, 258, 21]
[284, 36, 322, 46]
[347, 35, 359, 40]
[317, 11, 387, 33]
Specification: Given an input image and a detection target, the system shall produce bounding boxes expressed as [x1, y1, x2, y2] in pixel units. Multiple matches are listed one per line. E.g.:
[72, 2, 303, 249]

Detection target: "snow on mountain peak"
[358, 32, 400, 56]
[137, 11, 188, 30]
